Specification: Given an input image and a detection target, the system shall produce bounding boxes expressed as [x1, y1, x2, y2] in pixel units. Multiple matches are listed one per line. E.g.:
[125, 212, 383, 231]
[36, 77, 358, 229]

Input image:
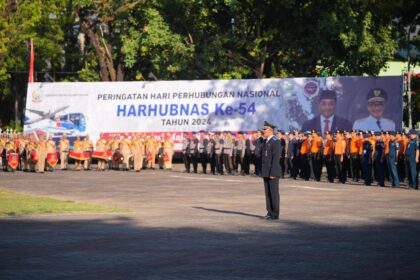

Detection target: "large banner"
[24, 76, 403, 150]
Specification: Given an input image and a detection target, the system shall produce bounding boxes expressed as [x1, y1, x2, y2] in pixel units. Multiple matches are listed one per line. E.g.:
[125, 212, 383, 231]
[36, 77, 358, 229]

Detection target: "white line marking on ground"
[170, 175, 243, 183]
[286, 185, 341, 191]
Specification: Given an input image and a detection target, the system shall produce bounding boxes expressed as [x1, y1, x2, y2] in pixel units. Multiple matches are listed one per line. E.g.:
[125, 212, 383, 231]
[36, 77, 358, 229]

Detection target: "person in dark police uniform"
[373, 131, 385, 187]
[387, 131, 400, 188]
[181, 132, 191, 173]
[406, 129, 419, 189]
[261, 121, 282, 220]
[253, 130, 264, 176]
[243, 132, 251, 175]
[207, 132, 217, 175]
[277, 130, 286, 178]
[198, 130, 209, 174]
[361, 133, 374, 186]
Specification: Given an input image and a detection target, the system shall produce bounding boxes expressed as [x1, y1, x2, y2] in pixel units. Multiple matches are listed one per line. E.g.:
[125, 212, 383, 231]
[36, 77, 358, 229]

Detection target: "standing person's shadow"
[192, 206, 263, 219]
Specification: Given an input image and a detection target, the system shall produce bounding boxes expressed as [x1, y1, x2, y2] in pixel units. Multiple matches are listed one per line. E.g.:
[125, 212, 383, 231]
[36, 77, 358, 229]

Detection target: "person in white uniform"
[353, 88, 395, 132]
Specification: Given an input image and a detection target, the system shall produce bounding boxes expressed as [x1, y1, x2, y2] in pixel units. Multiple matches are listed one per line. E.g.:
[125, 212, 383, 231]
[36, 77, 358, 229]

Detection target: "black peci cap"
[319, 90, 337, 102]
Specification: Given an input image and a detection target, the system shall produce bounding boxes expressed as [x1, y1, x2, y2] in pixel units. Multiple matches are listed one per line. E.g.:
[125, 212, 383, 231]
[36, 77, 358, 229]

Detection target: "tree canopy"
[0, 0, 419, 127]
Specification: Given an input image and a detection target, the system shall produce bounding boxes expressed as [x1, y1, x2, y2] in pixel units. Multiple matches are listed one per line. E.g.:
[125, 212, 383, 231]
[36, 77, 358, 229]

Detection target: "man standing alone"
[261, 121, 282, 220]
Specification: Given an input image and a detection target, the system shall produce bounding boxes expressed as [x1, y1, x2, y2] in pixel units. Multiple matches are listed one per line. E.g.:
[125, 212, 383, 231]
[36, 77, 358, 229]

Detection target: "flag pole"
[28, 38, 34, 83]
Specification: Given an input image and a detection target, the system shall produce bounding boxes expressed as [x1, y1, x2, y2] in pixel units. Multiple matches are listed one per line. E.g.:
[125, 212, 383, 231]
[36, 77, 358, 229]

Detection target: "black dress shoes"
[262, 215, 279, 220]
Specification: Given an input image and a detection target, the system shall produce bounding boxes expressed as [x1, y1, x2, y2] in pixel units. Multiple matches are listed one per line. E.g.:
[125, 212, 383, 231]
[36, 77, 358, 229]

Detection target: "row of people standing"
[0, 132, 175, 173]
[279, 129, 419, 189]
[180, 128, 419, 189]
[181, 130, 255, 175]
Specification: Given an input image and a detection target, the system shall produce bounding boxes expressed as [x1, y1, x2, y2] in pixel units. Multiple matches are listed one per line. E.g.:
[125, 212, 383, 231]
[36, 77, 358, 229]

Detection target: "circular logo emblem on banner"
[303, 80, 319, 98]
[31, 90, 42, 103]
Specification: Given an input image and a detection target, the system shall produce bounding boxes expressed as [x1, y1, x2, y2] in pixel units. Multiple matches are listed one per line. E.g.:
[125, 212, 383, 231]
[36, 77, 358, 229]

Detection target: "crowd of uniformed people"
[181, 129, 419, 189]
[0, 132, 175, 173]
[1, 128, 419, 189]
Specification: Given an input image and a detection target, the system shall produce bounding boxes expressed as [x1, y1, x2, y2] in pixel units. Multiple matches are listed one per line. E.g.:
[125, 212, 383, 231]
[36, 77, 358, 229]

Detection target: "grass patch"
[0, 188, 129, 215]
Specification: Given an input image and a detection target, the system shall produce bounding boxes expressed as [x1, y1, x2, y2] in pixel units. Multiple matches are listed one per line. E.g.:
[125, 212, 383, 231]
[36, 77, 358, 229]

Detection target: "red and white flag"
[28, 39, 34, 83]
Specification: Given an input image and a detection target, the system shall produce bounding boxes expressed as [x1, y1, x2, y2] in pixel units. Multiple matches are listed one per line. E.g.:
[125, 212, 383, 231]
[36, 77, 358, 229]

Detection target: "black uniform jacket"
[261, 136, 282, 178]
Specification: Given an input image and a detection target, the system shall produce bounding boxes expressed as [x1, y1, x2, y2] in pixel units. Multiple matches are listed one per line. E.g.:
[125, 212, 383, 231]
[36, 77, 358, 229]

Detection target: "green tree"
[0, 0, 64, 128]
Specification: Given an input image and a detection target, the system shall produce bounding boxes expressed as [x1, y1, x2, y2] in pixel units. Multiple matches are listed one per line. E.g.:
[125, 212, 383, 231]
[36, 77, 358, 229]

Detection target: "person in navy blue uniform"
[361, 133, 374, 186]
[292, 132, 302, 179]
[243, 132, 251, 175]
[198, 130, 209, 174]
[387, 131, 400, 187]
[253, 130, 264, 176]
[288, 132, 298, 179]
[261, 121, 282, 220]
[373, 131, 385, 187]
[406, 129, 419, 189]
[181, 132, 191, 173]
[277, 130, 286, 178]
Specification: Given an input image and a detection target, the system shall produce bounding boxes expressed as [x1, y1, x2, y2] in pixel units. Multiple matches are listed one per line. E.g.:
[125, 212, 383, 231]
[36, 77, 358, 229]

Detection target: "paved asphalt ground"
[1, 165, 420, 279]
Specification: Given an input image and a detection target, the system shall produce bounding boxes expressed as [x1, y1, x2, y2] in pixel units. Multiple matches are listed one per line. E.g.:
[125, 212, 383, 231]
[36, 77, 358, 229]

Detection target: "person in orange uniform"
[349, 130, 360, 182]
[27, 135, 38, 172]
[46, 135, 57, 171]
[36, 134, 47, 173]
[300, 131, 311, 181]
[14, 133, 22, 171]
[397, 132, 408, 183]
[108, 134, 120, 170]
[323, 131, 335, 183]
[310, 131, 323, 181]
[334, 130, 347, 183]
[19, 134, 28, 172]
[357, 131, 365, 179]
[0, 132, 6, 171]
[382, 132, 391, 181]
[3, 135, 16, 172]
[131, 133, 145, 172]
[368, 132, 377, 181]
[95, 133, 108, 171]
[73, 135, 83, 171]
[120, 135, 132, 171]
[82, 134, 94, 170]
[162, 133, 175, 170]
[145, 135, 158, 169]
[59, 134, 70, 170]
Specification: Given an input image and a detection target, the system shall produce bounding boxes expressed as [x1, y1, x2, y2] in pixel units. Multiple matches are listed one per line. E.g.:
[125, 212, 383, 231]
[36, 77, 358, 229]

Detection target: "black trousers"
[216, 154, 224, 175]
[191, 153, 198, 173]
[291, 156, 300, 179]
[200, 152, 208, 174]
[279, 156, 285, 178]
[374, 157, 385, 186]
[335, 155, 346, 183]
[243, 153, 250, 175]
[397, 156, 406, 182]
[263, 177, 280, 218]
[287, 157, 293, 178]
[183, 153, 190, 172]
[232, 152, 237, 171]
[209, 153, 216, 174]
[300, 154, 310, 180]
[407, 157, 418, 189]
[311, 153, 322, 181]
[350, 153, 360, 181]
[254, 155, 262, 176]
[325, 155, 336, 182]
[361, 158, 372, 186]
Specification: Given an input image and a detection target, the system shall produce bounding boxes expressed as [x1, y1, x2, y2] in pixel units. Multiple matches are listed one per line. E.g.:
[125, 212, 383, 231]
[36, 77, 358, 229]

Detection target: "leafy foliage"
[0, 0, 419, 127]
